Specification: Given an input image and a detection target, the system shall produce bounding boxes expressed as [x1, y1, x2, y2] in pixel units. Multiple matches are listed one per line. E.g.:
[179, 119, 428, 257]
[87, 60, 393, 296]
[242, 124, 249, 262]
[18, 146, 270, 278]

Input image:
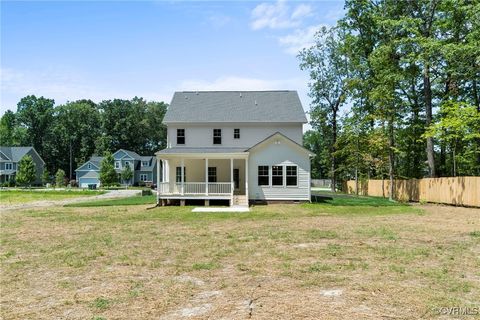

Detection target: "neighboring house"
[156, 91, 313, 207]
[0, 146, 45, 185]
[75, 149, 158, 187]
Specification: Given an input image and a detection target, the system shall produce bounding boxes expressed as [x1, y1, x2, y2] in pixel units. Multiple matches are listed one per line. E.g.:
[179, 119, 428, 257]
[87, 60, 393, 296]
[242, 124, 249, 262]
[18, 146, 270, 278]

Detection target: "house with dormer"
[75, 149, 158, 187]
[155, 91, 313, 207]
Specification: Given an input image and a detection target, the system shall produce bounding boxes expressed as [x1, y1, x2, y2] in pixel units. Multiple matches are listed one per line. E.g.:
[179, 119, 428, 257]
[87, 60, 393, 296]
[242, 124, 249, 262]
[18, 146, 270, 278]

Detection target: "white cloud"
[250, 0, 312, 30]
[0, 67, 172, 113]
[278, 24, 325, 55]
[291, 4, 312, 20]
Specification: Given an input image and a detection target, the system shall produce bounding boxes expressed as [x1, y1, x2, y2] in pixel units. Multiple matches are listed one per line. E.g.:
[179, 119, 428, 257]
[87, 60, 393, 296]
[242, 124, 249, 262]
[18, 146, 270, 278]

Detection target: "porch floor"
[192, 205, 249, 213]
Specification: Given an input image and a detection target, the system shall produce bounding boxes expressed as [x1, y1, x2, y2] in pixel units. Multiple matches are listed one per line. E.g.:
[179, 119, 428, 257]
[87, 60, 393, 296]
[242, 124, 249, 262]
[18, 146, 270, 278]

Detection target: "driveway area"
[0, 189, 142, 212]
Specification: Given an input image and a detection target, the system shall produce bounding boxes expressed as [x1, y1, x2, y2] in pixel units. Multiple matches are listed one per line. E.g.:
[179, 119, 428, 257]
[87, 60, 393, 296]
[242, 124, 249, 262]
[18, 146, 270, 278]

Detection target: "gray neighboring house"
[0, 146, 45, 185]
[75, 149, 158, 187]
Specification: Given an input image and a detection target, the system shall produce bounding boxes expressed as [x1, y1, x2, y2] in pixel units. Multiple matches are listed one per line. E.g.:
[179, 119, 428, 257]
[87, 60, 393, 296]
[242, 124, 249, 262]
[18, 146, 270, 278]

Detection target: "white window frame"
[234, 128, 240, 139]
[140, 174, 148, 181]
[141, 161, 148, 167]
[124, 161, 130, 168]
[213, 129, 222, 145]
[271, 165, 284, 187]
[115, 161, 120, 169]
[177, 129, 185, 145]
[176, 167, 186, 183]
[286, 165, 298, 187]
[208, 167, 217, 183]
[257, 165, 269, 186]
[5, 163, 13, 170]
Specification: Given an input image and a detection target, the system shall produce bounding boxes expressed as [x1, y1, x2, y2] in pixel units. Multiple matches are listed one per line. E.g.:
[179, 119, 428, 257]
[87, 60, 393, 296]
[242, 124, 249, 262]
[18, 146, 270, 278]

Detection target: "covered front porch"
[156, 150, 249, 207]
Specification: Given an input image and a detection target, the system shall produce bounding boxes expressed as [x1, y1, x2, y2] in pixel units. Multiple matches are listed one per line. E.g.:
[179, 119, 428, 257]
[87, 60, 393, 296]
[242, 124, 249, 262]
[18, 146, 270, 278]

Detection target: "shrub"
[69, 179, 78, 188]
[16, 155, 37, 187]
[55, 169, 66, 187]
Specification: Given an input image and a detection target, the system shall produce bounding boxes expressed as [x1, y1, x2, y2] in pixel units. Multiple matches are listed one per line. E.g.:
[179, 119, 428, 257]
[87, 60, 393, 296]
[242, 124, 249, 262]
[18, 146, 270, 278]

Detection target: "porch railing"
[158, 182, 232, 195]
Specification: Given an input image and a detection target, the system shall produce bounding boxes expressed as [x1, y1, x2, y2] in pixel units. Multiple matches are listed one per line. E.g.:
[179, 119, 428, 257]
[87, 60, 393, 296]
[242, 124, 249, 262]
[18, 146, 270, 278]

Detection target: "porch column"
[181, 158, 185, 195]
[205, 158, 209, 196]
[230, 158, 234, 206]
[245, 158, 249, 205]
[157, 158, 161, 184]
[156, 158, 161, 205]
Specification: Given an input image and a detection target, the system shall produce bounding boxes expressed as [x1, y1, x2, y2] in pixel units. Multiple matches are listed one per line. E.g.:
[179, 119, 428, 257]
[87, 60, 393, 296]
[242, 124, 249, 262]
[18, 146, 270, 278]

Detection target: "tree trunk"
[331, 111, 337, 193]
[473, 78, 480, 175]
[388, 116, 395, 201]
[424, 64, 436, 177]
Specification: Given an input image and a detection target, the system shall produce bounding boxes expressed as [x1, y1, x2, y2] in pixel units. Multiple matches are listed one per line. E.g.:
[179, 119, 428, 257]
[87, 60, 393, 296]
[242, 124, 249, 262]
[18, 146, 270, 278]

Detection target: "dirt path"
[0, 189, 142, 212]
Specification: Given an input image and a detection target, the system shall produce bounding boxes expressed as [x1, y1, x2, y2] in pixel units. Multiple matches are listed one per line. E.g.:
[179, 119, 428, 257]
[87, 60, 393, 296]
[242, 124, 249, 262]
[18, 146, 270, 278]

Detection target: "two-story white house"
[155, 91, 313, 207]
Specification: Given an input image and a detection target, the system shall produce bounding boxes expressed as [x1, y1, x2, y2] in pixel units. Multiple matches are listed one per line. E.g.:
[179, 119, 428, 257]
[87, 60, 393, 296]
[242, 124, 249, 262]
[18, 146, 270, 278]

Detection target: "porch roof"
[156, 147, 248, 154]
[155, 147, 249, 158]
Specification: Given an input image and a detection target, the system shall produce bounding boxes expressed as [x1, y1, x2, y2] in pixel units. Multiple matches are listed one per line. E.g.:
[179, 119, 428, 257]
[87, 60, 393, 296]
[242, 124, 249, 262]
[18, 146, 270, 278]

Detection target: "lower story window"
[208, 167, 217, 182]
[286, 166, 297, 186]
[258, 166, 269, 186]
[272, 166, 283, 186]
[140, 174, 148, 181]
[176, 167, 186, 183]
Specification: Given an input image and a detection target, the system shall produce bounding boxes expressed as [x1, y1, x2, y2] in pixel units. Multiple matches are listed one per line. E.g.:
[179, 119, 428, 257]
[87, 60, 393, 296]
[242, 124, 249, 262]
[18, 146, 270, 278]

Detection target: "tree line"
[301, 0, 480, 195]
[0, 95, 168, 179]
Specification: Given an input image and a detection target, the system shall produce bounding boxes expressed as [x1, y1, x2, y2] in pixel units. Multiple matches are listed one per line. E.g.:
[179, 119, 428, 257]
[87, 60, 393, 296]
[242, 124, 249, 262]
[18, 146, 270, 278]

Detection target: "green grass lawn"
[1, 199, 478, 319]
[0, 190, 105, 205]
[65, 195, 156, 207]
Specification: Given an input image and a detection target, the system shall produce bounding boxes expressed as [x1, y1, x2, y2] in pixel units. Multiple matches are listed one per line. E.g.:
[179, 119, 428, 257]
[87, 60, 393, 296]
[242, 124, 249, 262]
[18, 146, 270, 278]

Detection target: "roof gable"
[164, 91, 307, 123]
[75, 160, 100, 171]
[0, 146, 44, 163]
[113, 149, 141, 160]
[247, 132, 314, 156]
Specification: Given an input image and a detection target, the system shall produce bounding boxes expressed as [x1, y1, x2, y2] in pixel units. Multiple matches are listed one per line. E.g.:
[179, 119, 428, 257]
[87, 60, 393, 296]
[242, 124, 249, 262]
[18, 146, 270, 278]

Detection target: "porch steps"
[232, 195, 248, 206]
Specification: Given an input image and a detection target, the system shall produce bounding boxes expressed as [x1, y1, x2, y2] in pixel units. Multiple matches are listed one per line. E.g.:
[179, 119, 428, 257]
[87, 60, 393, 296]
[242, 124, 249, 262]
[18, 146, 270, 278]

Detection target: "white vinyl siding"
[248, 138, 310, 201]
[166, 123, 303, 148]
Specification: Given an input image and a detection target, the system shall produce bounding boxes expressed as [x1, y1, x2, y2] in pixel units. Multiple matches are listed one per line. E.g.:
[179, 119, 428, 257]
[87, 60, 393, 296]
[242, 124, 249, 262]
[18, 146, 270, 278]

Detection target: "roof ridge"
[177, 90, 295, 93]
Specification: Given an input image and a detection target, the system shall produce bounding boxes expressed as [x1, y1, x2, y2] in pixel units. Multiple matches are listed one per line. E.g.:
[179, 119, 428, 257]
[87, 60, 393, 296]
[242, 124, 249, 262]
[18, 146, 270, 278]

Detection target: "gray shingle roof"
[0, 146, 38, 162]
[156, 147, 248, 154]
[163, 91, 307, 123]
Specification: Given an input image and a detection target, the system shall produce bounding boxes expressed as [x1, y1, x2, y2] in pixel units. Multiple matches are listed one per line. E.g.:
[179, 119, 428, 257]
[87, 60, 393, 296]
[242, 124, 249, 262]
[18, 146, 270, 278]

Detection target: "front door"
[233, 168, 240, 190]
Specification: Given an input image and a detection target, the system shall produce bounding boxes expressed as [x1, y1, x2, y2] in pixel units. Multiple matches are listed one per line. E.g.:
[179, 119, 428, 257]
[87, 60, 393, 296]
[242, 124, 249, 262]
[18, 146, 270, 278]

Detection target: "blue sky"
[1, 0, 345, 115]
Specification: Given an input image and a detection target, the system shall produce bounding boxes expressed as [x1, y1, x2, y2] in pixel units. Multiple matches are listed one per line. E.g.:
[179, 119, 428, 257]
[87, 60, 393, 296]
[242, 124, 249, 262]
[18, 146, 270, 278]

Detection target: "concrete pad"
[192, 206, 249, 213]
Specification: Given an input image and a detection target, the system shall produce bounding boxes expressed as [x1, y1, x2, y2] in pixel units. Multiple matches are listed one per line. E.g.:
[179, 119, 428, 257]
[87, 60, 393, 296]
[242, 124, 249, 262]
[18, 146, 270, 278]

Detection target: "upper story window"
[213, 129, 222, 144]
[87, 163, 91, 169]
[115, 161, 120, 169]
[258, 166, 269, 186]
[142, 161, 149, 167]
[177, 129, 185, 145]
[234, 129, 240, 139]
[272, 166, 283, 186]
[5, 163, 13, 170]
